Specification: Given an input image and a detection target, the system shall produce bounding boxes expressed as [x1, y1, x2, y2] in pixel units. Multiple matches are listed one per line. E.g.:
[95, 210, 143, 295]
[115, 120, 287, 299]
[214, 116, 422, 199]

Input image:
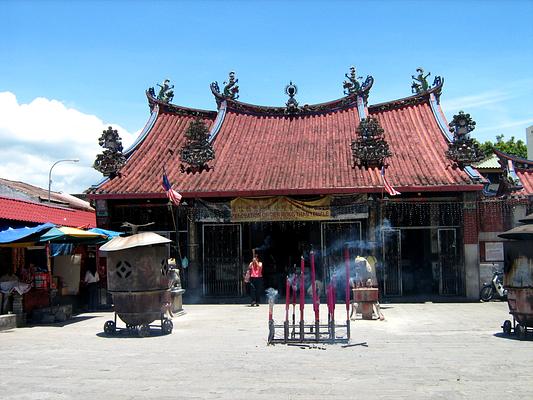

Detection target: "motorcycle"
[480, 271, 507, 302]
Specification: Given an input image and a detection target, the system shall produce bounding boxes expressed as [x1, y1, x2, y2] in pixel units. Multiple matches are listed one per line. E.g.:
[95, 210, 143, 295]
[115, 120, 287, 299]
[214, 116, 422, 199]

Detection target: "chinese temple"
[89, 68, 499, 300]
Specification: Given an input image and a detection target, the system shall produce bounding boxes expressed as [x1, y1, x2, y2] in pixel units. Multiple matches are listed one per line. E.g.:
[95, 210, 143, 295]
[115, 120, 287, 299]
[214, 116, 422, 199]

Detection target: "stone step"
[31, 304, 73, 323]
[0, 314, 17, 331]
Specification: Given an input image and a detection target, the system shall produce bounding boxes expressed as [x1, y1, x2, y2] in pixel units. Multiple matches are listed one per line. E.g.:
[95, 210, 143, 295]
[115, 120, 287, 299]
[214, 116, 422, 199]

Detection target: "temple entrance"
[202, 224, 243, 297]
[321, 221, 362, 280]
[438, 228, 461, 295]
[383, 229, 401, 296]
[401, 229, 434, 296]
[243, 220, 364, 295]
[245, 221, 322, 293]
[382, 227, 463, 298]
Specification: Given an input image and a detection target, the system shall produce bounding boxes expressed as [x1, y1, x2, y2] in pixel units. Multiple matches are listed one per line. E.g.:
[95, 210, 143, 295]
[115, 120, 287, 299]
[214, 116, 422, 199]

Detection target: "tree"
[475, 134, 527, 159]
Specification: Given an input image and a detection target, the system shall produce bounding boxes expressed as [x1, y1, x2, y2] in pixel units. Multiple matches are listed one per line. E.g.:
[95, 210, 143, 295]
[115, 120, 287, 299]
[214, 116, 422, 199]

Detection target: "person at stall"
[84, 264, 100, 311]
[247, 252, 263, 307]
[18, 263, 35, 285]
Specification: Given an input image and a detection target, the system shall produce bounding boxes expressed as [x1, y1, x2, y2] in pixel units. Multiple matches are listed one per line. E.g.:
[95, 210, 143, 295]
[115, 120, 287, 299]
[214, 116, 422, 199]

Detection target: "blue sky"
[1, 0, 532, 193]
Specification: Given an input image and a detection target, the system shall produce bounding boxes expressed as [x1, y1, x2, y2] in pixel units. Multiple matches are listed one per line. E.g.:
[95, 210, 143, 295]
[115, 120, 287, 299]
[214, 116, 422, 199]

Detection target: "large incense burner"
[99, 232, 175, 337]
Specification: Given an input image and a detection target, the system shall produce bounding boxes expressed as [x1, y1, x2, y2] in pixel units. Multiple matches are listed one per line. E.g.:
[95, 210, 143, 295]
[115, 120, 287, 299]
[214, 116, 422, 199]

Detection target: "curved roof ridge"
[221, 93, 360, 116]
[494, 149, 533, 166]
[209, 78, 374, 117]
[369, 79, 443, 113]
[146, 90, 217, 117]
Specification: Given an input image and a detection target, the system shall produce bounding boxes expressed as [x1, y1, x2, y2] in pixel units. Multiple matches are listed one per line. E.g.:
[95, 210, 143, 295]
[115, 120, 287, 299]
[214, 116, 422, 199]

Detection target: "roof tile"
[94, 96, 479, 198]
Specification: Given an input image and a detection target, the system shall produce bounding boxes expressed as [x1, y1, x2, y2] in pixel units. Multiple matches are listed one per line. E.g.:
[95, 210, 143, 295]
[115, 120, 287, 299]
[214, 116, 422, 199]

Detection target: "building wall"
[463, 193, 480, 299]
[526, 125, 533, 160]
[464, 244, 480, 299]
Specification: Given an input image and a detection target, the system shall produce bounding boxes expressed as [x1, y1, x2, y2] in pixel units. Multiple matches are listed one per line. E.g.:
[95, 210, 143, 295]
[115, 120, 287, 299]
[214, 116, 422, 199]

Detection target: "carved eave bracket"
[351, 117, 391, 168]
[445, 111, 484, 167]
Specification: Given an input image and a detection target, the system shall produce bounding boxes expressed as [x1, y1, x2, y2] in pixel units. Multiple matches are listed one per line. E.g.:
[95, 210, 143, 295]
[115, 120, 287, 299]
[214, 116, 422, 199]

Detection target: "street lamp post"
[48, 159, 79, 203]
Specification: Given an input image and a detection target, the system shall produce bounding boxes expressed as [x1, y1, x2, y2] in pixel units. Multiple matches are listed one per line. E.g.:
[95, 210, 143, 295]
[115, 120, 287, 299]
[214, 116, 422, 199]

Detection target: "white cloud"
[474, 118, 533, 134]
[0, 92, 138, 194]
[441, 90, 513, 112]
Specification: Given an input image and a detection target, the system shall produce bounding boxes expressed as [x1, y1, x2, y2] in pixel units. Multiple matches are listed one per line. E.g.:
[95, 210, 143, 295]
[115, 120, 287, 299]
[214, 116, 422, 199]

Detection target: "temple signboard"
[230, 196, 331, 222]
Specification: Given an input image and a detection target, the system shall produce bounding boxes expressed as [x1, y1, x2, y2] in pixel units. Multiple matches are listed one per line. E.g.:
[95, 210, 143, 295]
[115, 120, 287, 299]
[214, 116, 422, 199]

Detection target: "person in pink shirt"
[247, 252, 263, 306]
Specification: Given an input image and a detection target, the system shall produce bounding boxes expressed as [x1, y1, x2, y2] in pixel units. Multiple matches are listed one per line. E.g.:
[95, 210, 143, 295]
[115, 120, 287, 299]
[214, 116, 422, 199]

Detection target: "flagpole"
[380, 168, 385, 201]
[163, 168, 183, 261]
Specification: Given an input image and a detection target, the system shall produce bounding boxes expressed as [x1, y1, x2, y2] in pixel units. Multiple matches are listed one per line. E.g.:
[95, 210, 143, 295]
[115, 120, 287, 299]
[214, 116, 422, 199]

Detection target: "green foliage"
[475, 134, 527, 159]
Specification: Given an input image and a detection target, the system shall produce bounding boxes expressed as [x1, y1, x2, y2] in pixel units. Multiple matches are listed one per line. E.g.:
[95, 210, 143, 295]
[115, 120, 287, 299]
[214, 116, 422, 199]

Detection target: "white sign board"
[485, 242, 504, 262]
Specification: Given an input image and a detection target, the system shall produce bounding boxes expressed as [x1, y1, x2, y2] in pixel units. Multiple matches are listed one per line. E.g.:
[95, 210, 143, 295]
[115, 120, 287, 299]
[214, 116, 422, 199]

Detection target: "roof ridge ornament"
[411, 67, 443, 95]
[93, 126, 126, 178]
[351, 117, 391, 168]
[223, 71, 239, 100]
[210, 71, 240, 103]
[285, 81, 299, 114]
[445, 111, 484, 166]
[342, 66, 374, 106]
[148, 79, 174, 103]
[343, 66, 362, 95]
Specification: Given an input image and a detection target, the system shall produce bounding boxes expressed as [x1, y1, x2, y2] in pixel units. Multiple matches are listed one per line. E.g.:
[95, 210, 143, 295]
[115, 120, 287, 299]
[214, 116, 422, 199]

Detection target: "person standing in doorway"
[84, 265, 100, 311]
[248, 251, 263, 306]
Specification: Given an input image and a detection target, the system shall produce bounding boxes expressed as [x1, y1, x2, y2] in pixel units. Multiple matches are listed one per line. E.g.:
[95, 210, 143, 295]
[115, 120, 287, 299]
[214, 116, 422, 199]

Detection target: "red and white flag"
[381, 166, 401, 196]
[162, 172, 182, 206]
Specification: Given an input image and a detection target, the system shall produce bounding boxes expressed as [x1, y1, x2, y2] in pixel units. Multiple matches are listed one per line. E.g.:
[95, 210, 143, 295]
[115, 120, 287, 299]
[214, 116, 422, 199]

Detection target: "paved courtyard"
[1, 301, 532, 399]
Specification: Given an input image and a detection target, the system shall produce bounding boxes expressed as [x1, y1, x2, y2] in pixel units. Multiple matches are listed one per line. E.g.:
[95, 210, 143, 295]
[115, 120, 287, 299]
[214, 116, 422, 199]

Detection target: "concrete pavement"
[0, 301, 532, 399]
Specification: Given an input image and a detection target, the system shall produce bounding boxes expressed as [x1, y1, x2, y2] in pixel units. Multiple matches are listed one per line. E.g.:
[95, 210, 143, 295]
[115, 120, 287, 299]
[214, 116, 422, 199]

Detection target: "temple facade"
[89, 69, 499, 301]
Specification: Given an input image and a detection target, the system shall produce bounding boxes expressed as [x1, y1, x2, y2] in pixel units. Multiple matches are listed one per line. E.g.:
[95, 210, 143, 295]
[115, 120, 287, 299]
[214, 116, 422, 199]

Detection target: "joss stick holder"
[268, 250, 351, 345]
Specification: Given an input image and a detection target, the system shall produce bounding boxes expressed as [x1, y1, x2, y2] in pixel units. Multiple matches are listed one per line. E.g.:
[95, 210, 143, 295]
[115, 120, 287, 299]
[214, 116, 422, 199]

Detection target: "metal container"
[506, 288, 533, 327]
[106, 245, 170, 293]
[498, 238, 533, 338]
[99, 232, 173, 330]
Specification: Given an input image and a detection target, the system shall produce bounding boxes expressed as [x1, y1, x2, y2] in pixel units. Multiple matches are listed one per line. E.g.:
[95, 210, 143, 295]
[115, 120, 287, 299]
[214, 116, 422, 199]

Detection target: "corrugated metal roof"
[93, 95, 480, 199]
[0, 196, 96, 227]
[473, 154, 501, 170]
[0, 178, 93, 211]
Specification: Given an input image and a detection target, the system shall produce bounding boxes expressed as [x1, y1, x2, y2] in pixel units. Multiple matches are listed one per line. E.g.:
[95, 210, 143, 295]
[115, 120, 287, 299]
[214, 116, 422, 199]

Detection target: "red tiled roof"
[369, 102, 475, 190]
[92, 92, 481, 199]
[515, 170, 533, 195]
[492, 150, 533, 196]
[0, 196, 96, 227]
[97, 110, 216, 195]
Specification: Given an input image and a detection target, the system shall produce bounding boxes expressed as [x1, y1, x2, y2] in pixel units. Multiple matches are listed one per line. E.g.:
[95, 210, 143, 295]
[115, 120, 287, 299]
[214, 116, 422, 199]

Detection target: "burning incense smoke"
[265, 287, 279, 303]
[266, 288, 278, 323]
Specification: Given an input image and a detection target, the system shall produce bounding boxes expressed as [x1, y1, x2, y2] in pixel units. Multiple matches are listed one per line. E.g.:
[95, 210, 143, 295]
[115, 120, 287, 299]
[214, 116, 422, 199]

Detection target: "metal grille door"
[438, 228, 460, 295]
[383, 229, 402, 296]
[321, 221, 362, 280]
[202, 224, 242, 297]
